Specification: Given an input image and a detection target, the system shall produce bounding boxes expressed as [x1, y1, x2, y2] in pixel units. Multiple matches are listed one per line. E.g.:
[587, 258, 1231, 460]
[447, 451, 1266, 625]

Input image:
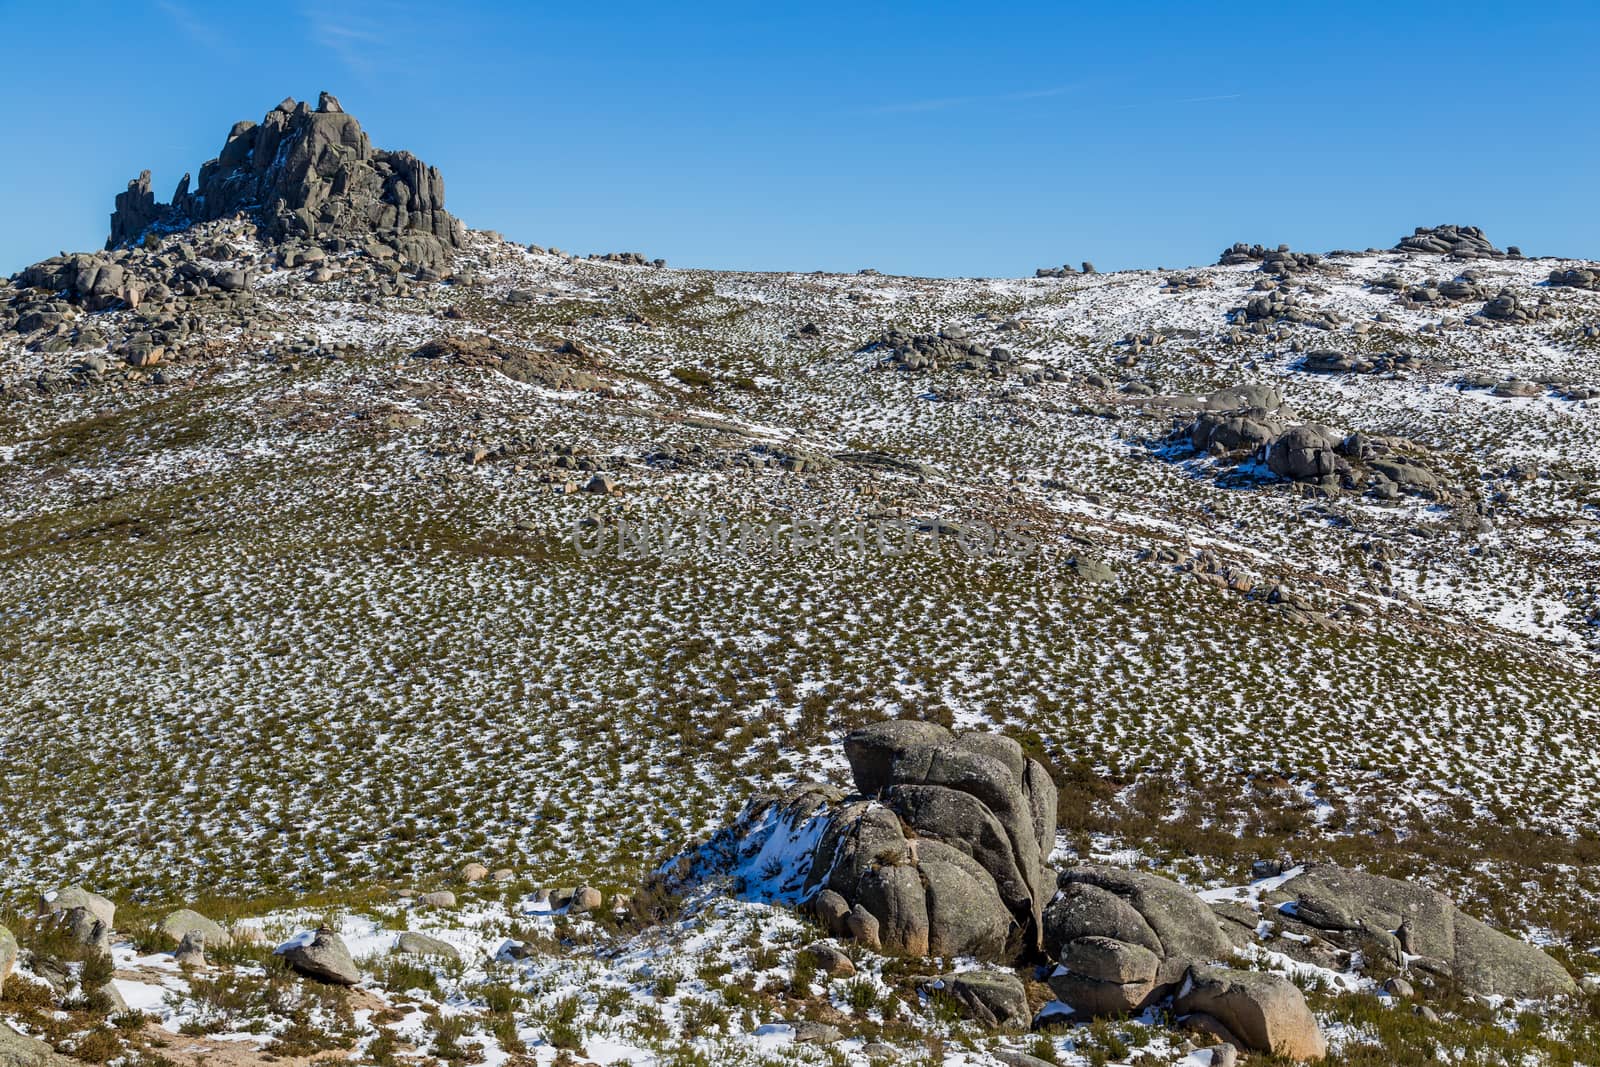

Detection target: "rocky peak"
[106, 93, 464, 269]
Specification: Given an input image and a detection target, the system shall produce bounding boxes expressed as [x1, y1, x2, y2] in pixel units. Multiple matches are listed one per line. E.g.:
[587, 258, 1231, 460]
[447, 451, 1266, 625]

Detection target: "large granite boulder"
[1266, 864, 1576, 998]
[1190, 408, 1285, 455]
[159, 909, 232, 949]
[1176, 965, 1327, 1060]
[803, 721, 1058, 959]
[1042, 864, 1234, 1013]
[39, 886, 114, 930]
[106, 94, 465, 269]
[1265, 424, 1344, 481]
[277, 927, 361, 985]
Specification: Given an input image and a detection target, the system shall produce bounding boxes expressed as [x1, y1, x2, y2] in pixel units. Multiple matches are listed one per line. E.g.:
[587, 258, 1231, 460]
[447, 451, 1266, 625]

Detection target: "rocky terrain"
[2, 96, 1599, 1065]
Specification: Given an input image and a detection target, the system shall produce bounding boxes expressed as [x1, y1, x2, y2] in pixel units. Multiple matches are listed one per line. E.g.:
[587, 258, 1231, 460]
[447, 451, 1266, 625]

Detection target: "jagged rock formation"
[1217, 243, 1321, 273]
[1395, 225, 1520, 259]
[801, 720, 1058, 959]
[106, 93, 465, 269]
[1265, 864, 1577, 998]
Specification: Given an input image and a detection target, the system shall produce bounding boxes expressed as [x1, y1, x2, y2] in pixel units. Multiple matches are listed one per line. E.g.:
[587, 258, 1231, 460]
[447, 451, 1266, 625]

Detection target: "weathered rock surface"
[278, 927, 361, 985]
[40, 886, 114, 930]
[1266, 864, 1576, 998]
[920, 970, 1030, 1029]
[0, 925, 15, 985]
[803, 720, 1058, 958]
[395, 931, 461, 960]
[159, 908, 231, 949]
[106, 94, 465, 269]
[1176, 965, 1327, 1059]
[1395, 225, 1508, 258]
[173, 930, 208, 968]
[1043, 863, 1235, 1015]
[0, 1022, 78, 1067]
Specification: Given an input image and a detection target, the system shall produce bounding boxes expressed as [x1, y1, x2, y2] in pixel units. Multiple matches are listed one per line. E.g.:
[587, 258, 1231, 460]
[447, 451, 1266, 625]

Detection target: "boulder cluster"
[107, 92, 464, 270]
[862, 326, 1018, 374]
[1237, 290, 1345, 330]
[1477, 287, 1546, 324]
[1394, 225, 1520, 258]
[1034, 261, 1096, 277]
[1183, 386, 1447, 501]
[1548, 266, 1600, 291]
[1217, 243, 1321, 273]
[803, 720, 1058, 958]
[1299, 348, 1425, 375]
[1369, 270, 1490, 307]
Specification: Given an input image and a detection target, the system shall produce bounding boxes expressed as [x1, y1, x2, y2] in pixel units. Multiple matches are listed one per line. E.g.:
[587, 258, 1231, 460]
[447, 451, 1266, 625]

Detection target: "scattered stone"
[0, 925, 15, 985]
[1491, 379, 1542, 398]
[1383, 975, 1415, 1000]
[461, 862, 490, 883]
[0, 1020, 78, 1067]
[571, 886, 603, 912]
[786, 1020, 842, 1045]
[63, 907, 112, 957]
[419, 891, 457, 908]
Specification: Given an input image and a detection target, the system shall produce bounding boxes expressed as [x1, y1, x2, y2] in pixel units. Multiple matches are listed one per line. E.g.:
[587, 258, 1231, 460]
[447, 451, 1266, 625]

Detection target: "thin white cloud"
[155, 0, 232, 53]
[868, 84, 1081, 116]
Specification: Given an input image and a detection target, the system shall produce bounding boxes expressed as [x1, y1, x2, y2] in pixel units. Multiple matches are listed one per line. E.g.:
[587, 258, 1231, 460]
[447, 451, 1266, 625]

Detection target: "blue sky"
[1, 1, 1595, 277]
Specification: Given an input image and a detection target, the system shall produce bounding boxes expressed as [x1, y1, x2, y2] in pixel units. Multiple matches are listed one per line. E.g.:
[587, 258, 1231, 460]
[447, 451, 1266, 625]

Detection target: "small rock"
[570, 886, 603, 913]
[786, 1020, 842, 1045]
[1383, 975, 1415, 1000]
[395, 931, 461, 960]
[419, 891, 457, 908]
[174, 931, 207, 969]
[800, 941, 855, 978]
[461, 862, 489, 883]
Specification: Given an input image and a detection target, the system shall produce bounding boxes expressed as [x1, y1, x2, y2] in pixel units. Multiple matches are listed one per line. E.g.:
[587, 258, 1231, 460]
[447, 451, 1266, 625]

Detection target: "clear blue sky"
[2, 1, 1596, 277]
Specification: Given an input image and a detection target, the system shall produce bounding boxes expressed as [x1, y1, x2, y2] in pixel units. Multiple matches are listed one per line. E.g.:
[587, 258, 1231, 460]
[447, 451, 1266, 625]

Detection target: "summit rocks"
[107, 94, 465, 270]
